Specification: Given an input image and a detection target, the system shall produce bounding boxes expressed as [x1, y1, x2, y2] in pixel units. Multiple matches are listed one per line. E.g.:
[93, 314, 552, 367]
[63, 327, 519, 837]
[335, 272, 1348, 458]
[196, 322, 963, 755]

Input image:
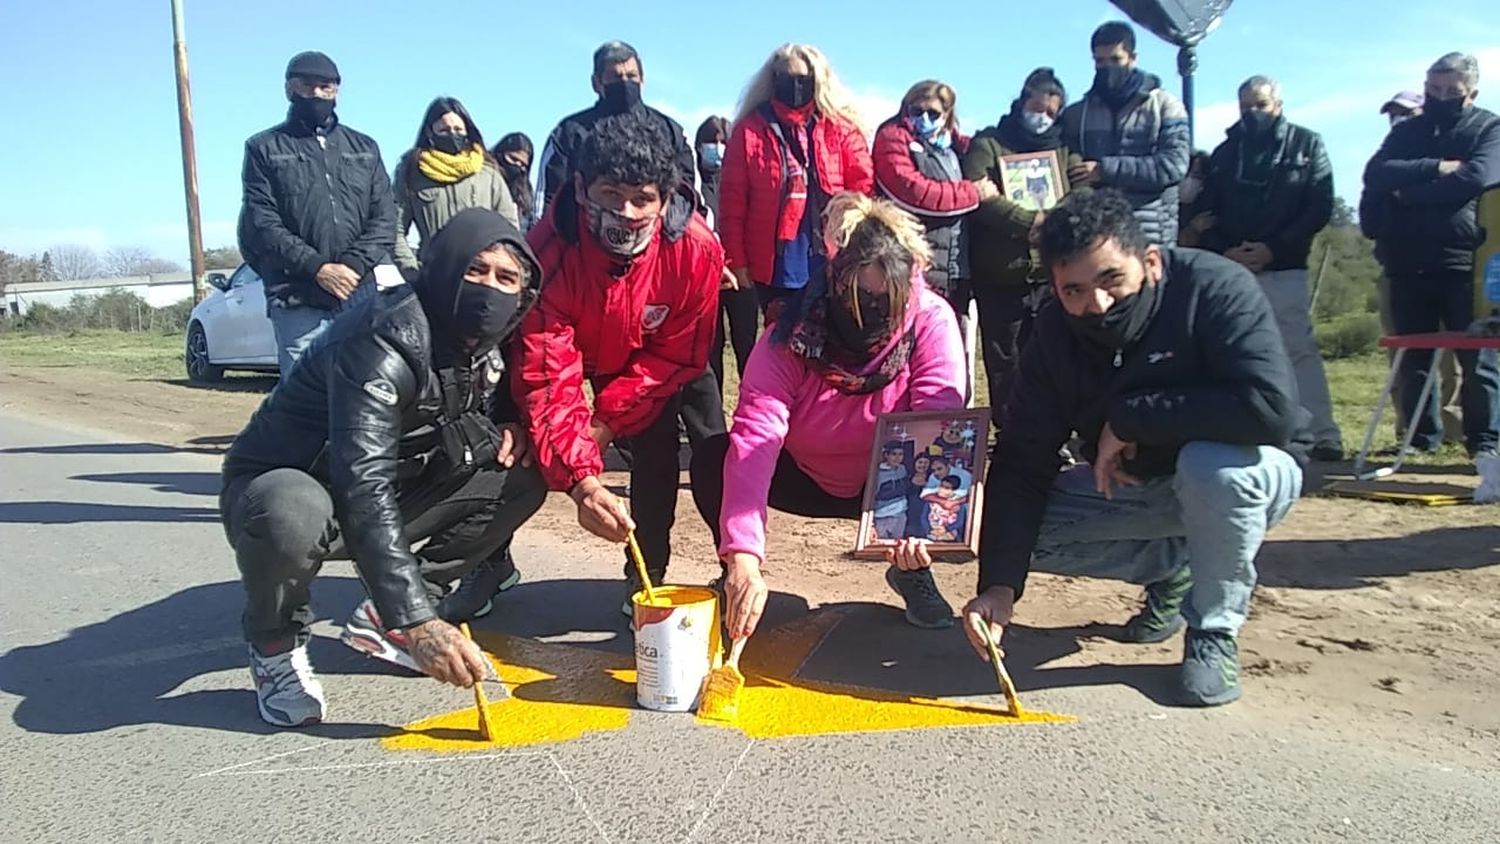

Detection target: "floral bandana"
[786, 267, 914, 395]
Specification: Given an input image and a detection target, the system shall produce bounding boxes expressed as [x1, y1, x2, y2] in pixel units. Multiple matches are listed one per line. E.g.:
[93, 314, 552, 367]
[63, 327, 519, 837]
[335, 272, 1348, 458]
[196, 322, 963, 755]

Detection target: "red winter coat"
[719, 107, 874, 284]
[871, 117, 978, 217]
[514, 189, 724, 491]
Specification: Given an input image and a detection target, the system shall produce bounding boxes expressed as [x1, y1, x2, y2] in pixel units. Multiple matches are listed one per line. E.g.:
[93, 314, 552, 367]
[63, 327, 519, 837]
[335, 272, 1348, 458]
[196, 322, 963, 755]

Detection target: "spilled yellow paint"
[383, 608, 1073, 753]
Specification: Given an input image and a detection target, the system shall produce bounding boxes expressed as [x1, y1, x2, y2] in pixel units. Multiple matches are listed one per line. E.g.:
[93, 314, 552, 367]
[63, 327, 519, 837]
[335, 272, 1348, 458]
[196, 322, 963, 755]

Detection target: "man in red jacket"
[513, 109, 725, 613]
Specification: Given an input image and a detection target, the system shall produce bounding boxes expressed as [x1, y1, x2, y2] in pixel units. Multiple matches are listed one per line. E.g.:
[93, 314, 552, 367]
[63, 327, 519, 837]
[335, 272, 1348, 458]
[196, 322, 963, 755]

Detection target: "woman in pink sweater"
[689, 193, 967, 640]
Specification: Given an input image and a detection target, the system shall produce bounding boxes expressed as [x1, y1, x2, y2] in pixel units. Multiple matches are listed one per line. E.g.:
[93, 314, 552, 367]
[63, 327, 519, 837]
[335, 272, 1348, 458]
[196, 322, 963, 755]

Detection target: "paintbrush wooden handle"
[625, 531, 657, 602]
[726, 636, 748, 670]
[969, 615, 1022, 714]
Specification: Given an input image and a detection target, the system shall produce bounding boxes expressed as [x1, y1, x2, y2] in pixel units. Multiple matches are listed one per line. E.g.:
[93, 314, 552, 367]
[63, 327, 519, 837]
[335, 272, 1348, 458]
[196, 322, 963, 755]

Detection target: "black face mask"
[290, 94, 336, 128]
[500, 160, 528, 181]
[1425, 95, 1468, 127]
[1093, 64, 1135, 100]
[828, 288, 892, 352]
[774, 74, 815, 109]
[454, 282, 522, 351]
[431, 133, 469, 155]
[600, 79, 643, 114]
[1240, 109, 1277, 136]
[1065, 276, 1159, 351]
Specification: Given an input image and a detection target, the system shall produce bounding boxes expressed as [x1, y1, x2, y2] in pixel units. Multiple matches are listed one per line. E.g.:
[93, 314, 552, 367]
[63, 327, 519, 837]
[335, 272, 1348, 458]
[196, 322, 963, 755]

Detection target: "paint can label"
[632, 587, 718, 712]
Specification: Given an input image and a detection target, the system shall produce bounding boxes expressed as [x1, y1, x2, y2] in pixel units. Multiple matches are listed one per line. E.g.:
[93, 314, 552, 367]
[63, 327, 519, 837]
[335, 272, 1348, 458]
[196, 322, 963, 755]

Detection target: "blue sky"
[1, 0, 1497, 264]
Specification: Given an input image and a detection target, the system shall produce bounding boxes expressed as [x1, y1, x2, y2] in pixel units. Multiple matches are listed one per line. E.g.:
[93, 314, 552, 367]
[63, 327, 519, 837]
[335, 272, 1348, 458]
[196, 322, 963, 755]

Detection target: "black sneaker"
[1309, 442, 1345, 462]
[884, 567, 954, 629]
[1122, 566, 1192, 643]
[438, 550, 521, 622]
[1179, 630, 1241, 706]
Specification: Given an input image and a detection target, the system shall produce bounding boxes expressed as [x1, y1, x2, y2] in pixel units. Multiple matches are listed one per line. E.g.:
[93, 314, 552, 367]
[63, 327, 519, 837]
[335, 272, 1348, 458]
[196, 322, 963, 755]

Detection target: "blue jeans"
[267, 281, 376, 378]
[1031, 442, 1302, 636]
[1388, 269, 1500, 453]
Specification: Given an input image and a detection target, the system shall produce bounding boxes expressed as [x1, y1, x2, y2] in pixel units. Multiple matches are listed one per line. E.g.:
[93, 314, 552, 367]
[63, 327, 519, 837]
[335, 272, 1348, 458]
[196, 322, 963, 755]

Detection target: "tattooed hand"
[405, 618, 490, 688]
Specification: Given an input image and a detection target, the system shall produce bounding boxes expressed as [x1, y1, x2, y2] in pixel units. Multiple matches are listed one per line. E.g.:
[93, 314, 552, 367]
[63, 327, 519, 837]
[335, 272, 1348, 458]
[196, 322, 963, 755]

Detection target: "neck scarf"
[417, 144, 486, 184]
[784, 268, 915, 395]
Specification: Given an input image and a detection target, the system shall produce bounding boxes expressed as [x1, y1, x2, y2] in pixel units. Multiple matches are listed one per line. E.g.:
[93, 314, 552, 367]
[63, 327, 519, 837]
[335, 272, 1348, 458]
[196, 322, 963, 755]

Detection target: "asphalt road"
[2, 410, 1497, 843]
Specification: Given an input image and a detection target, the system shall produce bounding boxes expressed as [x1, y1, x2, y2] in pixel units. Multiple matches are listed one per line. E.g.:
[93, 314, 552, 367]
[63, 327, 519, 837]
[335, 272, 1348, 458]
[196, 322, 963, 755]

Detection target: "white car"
[185, 264, 279, 382]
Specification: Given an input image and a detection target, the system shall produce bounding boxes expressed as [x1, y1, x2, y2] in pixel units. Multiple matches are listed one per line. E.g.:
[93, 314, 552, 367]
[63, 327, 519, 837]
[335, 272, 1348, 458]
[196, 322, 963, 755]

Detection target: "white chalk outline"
[191, 740, 334, 778]
[681, 739, 757, 843]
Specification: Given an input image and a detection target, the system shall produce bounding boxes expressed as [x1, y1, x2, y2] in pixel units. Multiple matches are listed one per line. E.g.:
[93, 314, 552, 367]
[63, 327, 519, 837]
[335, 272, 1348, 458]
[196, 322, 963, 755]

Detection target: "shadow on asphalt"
[0, 433, 233, 458]
[0, 501, 221, 524]
[1258, 524, 1500, 589]
[71, 471, 222, 497]
[0, 578, 409, 739]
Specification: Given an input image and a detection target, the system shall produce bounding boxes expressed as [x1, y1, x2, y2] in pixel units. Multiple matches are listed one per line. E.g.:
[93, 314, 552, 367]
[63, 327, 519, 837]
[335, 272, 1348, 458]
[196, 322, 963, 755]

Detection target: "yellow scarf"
[416, 144, 485, 184]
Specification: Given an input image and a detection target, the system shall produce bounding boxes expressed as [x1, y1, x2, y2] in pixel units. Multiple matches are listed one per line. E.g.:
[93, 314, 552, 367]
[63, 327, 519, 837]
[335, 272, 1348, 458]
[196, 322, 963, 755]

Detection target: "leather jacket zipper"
[1113, 348, 1123, 368]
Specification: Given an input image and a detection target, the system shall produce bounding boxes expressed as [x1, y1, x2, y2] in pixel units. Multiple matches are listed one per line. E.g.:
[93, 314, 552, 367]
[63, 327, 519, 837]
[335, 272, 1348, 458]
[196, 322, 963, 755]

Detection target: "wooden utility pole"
[171, 0, 207, 303]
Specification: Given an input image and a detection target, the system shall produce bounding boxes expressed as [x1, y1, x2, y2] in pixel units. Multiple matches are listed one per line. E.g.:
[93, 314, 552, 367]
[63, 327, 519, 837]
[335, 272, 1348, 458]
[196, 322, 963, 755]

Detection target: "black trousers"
[619, 369, 726, 578]
[712, 285, 760, 393]
[974, 282, 1048, 415]
[221, 462, 548, 649]
[688, 432, 862, 552]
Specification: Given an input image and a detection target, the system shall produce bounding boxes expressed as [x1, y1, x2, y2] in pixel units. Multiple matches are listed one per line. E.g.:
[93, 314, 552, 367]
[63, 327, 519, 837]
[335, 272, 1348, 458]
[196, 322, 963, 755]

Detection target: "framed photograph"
[999, 150, 1067, 212]
[854, 408, 990, 561]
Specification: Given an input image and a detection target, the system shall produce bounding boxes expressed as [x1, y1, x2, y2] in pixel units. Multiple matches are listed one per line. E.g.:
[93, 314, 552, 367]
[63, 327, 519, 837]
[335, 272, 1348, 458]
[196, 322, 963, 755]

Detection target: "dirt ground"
[4, 364, 1498, 769]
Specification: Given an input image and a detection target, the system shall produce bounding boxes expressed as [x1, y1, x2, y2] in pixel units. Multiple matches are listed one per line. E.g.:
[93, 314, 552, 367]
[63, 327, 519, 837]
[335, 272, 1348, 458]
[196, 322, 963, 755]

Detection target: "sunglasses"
[907, 107, 942, 121]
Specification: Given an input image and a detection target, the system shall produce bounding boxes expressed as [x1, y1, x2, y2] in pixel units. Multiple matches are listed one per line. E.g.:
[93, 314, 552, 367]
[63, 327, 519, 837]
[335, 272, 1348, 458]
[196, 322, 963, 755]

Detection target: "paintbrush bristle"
[696, 665, 745, 722]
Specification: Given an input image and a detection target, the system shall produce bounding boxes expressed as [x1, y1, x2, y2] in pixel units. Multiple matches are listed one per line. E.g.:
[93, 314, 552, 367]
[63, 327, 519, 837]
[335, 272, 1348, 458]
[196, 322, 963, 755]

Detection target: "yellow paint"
[383, 607, 1073, 754]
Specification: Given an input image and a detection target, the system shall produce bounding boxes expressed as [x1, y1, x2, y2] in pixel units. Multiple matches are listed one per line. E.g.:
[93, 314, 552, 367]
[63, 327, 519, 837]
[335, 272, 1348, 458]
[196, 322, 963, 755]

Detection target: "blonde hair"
[735, 43, 862, 127]
[823, 192, 931, 329]
[901, 79, 960, 135]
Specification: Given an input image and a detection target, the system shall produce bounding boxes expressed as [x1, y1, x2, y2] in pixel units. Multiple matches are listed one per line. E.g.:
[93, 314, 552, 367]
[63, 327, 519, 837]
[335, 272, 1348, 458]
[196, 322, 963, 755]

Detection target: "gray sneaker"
[1122, 566, 1193, 643]
[884, 567, 954, 629]
[1179, 630, 1241, 707]
[439, 551, 522, 622]
[249, 642, 326, 728]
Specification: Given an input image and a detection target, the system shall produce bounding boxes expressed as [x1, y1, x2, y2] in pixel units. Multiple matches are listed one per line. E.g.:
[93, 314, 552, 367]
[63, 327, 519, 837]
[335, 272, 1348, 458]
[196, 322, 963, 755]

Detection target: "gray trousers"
[1257, 268, 1342, 446]
[1378, 274, 1463, 441]
[220, 462, 547, 648]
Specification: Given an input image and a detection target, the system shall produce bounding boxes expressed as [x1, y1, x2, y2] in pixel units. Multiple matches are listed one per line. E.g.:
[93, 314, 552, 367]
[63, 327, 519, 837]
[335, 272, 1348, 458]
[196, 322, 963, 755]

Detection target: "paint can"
[632, 586, 720, 712]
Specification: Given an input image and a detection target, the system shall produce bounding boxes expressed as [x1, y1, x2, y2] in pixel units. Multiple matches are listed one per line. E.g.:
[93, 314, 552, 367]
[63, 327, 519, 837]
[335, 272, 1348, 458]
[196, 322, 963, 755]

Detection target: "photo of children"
[859, 410, 988, 553]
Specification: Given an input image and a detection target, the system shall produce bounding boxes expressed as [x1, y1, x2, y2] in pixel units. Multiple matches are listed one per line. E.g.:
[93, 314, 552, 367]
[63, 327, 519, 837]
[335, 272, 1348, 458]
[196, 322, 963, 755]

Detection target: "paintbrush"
[460, 622, 498, 741]
[697, 636, 748, 723]
[969, 615, 1024, 716]
[625, 531, 660, 606]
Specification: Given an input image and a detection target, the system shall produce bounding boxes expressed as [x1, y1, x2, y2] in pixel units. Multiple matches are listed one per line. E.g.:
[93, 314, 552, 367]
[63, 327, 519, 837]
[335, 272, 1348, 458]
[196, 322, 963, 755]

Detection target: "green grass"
[1326, 352, 1471, 465]
[0, 328, 185, 378]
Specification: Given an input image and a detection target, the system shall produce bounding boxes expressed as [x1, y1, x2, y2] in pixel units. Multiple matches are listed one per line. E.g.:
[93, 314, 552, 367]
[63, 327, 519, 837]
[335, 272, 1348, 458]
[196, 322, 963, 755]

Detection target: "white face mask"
[1020, 110, 1055, 134]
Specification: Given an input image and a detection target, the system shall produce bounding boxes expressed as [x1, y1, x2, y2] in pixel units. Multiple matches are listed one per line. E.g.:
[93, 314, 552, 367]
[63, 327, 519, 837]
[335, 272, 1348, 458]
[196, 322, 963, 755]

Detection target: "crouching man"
[220, 208, 548, 727]
[965, 189, 1306, 707]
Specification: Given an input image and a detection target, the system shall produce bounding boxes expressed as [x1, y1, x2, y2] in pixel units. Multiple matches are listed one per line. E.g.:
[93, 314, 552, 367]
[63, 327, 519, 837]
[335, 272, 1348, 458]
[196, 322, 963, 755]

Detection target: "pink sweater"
[719, 283, 967, 562]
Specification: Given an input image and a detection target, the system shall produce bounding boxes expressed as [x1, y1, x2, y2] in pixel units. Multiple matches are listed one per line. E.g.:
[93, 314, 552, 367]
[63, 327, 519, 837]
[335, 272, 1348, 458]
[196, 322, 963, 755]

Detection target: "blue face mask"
[699, 142, 725, 169]
[930, 132, 952, 150]
[911, 112, 941, 137]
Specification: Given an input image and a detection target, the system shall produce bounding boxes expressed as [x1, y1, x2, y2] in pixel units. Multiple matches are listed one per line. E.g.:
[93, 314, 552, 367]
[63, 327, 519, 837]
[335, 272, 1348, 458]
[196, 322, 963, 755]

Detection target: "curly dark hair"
[577, 110, 679, 192]
[1037, 188, 1148, 270]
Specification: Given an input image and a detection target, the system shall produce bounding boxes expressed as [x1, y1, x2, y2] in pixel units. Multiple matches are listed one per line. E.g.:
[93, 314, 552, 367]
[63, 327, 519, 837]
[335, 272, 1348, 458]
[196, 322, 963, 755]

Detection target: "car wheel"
[186, 322, 224, 383]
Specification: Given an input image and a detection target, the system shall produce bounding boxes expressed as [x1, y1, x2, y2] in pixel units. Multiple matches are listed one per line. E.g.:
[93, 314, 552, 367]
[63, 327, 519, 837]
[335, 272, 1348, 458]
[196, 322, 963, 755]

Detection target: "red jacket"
[514, 190, 724, 490]
[719, 107, 874, 283]
[871, 116, 978, 218]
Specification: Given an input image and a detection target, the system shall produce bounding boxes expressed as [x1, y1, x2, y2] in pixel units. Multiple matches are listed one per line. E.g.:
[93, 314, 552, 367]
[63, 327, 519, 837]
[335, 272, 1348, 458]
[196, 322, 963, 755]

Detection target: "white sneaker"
[249, 643, 327, 728]
[339, 599, 422, 673]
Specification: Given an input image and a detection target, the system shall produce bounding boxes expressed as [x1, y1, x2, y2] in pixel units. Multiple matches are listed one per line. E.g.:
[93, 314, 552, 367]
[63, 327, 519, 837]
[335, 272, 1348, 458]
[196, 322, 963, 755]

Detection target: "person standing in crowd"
[1060, 22, 1191, 245]
[964, 68, 1080, 409]
[513, 110, 725, 614]
[720, 43, 875, 320]
[1361, 52, 1500, 458]
[699, 115, 758, 392]
[966, 189, 1306, 708]
[533, 41, 696, 217]
[1381, 90, 1424, 127]
[690, 194, 967, 639]
[238, 51, 396, 376]
[494, 132, 538, 232]
[873, 80, 997, 329]
[392, 97, 519, 282]
[220, 208, 548, 727]
[1197, 76, 1344, 461]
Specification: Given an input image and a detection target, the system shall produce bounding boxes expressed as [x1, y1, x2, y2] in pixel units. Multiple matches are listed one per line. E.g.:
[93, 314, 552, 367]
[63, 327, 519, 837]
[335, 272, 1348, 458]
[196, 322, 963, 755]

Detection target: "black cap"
[285, 51, 340, 83]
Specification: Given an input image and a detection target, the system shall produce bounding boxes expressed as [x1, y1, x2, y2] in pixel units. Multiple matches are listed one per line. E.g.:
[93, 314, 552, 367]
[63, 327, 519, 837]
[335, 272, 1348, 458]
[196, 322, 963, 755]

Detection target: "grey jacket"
[392, 155, 519, 279]
[1060, 75, 1191, 246]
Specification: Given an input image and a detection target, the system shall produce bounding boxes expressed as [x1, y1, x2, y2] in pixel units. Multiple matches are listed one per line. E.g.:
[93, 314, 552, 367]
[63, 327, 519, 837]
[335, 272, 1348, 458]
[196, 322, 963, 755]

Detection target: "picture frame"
[999, 150, 1067, 212]
[853, 408, 991, 561]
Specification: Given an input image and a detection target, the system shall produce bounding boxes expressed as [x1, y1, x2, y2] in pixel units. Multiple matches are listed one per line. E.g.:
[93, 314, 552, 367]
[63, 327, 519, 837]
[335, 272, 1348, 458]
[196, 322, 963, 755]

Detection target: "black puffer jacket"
[1360, 105, 1500, 274]
[1200, 118, 1334, 271]
[223, 211, 541, 630]
[979, 248, 1310, 599]
[237, 110, 397, 310]
[535, 101, 696, 211]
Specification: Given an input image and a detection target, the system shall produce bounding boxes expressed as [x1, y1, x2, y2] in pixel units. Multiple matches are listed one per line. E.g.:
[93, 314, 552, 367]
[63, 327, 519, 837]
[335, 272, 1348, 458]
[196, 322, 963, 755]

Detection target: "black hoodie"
[223, 208, 540, 630]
